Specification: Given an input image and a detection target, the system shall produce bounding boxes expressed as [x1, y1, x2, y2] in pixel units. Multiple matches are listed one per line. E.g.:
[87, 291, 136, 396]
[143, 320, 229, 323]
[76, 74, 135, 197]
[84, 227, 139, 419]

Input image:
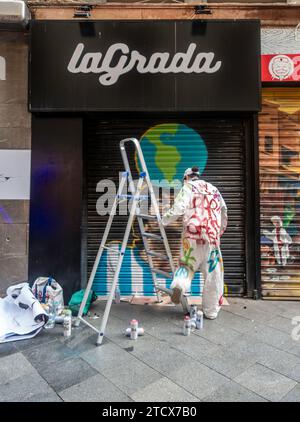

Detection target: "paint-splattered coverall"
[162, 179, 228, 318]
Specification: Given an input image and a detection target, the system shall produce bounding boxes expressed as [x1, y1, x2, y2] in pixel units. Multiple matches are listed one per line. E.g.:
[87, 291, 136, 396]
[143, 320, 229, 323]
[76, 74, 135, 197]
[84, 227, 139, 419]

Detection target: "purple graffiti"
[0, 206, 12, 224]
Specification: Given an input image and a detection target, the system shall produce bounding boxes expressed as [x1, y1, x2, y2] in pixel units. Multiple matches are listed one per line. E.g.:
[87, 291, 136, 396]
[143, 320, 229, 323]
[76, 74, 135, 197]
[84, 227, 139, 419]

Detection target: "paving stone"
[38, 357, 97, 392]
[288, 340, 300, 357]
[26, 391, 63, 402]
[234, 363, 297, 402]
[59, 373, 132, 402]
[227, 336, 282, 365]
[203, 380, 267, 402]
[246, 323, 293, 349]
[167, 360, 230, 400]
[0, 352, 35, 385]
[1, 298, 299, 403]
[131, 340, 192, 375]
[287, 364, 300, 383]
[215, 310, 256, 333]
[130, 377, 200, 402]
[276, 302, 300, 319]
[15, 326, 61, 352]
[98, 355, 163, 396]
[22, 339, 78, 370]
[223, 304, 275, 323]
[141, 318, 184, 342]
[198, 345, 255, 379]
[0, 371, 60, 402]
[81, 341, 135, 373]
[168, 333, 220, 359]
[62, 326, 97, 354]
[280, 384, 300, 402]
[257, 348, 300, 381]
[266, 315, 295, 334]
[130, 331, 219, 362]
[194, 320, 243, 347]
[0, 341, 18, 357]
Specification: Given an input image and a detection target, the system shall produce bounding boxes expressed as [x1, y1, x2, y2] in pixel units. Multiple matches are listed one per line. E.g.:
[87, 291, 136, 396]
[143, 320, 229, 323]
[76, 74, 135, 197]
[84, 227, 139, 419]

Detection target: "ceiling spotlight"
[194, 5, 212, 15]
[74, 5, 92, 18]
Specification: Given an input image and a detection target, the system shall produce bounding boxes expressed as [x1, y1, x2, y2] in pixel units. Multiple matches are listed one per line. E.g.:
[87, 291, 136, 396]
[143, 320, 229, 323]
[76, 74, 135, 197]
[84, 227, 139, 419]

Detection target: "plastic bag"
[68, 289, 97, 316]
[32, 277, 64, 315]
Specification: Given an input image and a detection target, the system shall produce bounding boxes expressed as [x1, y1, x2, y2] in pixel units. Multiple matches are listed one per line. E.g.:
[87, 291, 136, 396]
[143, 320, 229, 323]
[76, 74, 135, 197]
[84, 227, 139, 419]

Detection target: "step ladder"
[75, 137, 189, 346]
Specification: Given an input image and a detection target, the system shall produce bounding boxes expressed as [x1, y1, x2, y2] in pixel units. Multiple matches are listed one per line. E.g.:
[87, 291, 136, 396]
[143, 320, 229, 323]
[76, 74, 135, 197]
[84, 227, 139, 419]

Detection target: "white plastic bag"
[32, 277, 64, 315]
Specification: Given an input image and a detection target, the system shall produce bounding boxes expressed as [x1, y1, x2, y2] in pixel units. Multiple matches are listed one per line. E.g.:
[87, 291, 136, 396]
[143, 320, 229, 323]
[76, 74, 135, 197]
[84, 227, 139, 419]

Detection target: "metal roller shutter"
[85, 117, 246, 297]
[259, 88, 300, 299]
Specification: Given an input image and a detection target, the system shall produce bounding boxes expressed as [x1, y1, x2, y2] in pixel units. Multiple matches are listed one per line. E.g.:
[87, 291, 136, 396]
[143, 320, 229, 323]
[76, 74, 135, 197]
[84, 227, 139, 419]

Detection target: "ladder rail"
[120, 138, 175, 274]
[76, 137, 187, 345]
[96, 176, 145, 345]
[120, 141, 163, 301]
[120, 140, 175, 301]
[75, 173, 128, 326]
[135, 208, 162, 303]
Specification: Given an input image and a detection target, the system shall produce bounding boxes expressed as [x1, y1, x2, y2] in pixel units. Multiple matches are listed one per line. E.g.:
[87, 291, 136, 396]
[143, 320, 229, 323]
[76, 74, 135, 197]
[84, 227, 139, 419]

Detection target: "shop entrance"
[84, 115, 249, 298]
[259, 88, 300, 299]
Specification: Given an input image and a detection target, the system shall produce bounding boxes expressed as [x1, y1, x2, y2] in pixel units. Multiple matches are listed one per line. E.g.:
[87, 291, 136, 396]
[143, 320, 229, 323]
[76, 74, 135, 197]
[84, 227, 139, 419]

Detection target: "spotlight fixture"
[194, 5, 212, 15]
[74, 5, 93, 18]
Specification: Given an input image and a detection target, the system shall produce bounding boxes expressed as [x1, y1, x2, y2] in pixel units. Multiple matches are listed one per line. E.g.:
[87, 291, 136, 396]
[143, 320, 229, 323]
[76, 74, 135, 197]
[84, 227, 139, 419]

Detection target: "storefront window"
[259, 88, 300, 298]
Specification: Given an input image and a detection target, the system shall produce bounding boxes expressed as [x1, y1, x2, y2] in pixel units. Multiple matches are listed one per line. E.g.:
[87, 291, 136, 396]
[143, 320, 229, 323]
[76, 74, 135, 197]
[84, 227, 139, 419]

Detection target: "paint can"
[125, 327, 144, 337]
[130, 319, 138, 340]
[183, 315, 191, 336]
[189, 304, 198, 319]
[63, 310, 72, 338]
[195, 310, 203, 330]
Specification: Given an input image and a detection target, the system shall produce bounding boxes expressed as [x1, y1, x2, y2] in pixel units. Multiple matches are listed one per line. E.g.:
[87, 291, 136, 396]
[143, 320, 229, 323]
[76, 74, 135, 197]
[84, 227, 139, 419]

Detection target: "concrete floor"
[0, 297, 300, 402]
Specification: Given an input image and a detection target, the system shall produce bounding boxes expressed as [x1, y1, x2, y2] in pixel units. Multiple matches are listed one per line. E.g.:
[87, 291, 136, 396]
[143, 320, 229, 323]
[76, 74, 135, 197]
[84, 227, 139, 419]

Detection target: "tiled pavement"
[1, 297, 300, 402]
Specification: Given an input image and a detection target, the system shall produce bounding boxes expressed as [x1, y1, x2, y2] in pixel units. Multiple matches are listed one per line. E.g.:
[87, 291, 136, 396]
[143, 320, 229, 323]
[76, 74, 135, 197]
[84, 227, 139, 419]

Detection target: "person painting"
[162, 166, 228, 319]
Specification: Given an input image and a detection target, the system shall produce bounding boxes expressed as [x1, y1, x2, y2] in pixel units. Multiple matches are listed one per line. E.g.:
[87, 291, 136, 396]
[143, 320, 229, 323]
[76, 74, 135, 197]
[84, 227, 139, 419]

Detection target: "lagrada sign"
[67, 43, 222, 86]
[30, 20, 260, 111]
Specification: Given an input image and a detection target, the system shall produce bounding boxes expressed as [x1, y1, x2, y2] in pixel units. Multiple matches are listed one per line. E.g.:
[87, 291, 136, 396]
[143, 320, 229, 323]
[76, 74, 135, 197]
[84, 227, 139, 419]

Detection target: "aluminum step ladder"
[75, 137, 189, 346]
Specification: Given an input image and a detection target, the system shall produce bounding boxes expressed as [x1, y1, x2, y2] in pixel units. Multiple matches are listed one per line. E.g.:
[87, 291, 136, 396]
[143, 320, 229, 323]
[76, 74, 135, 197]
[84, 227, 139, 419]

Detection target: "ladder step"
[142, 232, 162, 240]
[151, 268, 173, 279]
[103, 246, 121, 255]
[146, 250, 169, 260]
[137, 213, 157, 221]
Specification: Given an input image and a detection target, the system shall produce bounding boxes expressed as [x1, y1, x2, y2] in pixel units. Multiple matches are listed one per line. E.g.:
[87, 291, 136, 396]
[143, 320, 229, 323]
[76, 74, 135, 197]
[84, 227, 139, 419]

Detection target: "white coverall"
[162, 178, 228, 319]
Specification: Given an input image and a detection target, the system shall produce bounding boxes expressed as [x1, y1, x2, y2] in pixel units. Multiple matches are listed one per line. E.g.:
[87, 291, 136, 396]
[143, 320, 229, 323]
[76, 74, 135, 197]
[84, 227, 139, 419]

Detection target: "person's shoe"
[204, 313, 218, 320]
[171, 287, 182, 305]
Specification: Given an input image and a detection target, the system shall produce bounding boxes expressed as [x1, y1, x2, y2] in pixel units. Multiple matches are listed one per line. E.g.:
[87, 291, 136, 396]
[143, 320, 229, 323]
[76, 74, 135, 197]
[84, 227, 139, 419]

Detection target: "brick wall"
[0, 32, 30, 296]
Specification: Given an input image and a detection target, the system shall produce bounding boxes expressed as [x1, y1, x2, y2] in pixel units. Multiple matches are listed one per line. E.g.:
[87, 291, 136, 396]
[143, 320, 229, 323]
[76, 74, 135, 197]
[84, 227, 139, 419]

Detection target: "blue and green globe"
[136, 123, 208, 187]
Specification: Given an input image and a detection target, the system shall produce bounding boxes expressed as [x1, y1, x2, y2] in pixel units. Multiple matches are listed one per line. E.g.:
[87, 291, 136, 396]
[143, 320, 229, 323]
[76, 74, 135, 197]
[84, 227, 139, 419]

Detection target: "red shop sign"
[261, 54, 300, 82]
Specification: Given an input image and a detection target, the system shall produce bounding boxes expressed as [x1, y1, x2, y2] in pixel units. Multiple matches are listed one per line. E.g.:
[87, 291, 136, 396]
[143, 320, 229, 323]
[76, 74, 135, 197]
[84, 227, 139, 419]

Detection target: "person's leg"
[170, 237, 201, 304]
[201, 244, 224, 319]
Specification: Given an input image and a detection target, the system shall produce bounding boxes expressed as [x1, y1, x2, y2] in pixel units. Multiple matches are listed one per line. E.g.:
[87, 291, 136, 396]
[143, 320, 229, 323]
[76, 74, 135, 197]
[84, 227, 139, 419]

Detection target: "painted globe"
[136, 123, 208, 187]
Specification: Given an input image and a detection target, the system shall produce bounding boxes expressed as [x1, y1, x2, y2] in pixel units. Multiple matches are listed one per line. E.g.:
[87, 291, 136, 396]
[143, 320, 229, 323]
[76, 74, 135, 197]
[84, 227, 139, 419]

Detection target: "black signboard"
[29, 20, 261, 112]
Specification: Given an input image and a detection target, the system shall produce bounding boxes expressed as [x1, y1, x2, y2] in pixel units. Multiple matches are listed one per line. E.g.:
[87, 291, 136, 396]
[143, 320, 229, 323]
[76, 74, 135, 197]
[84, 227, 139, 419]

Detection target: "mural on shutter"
[259, 88, 300, 299]
[86, 118, 246, 298]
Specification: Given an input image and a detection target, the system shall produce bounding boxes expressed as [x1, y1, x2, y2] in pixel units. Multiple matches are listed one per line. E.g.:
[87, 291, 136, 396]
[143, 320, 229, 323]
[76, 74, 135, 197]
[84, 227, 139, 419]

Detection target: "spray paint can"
[63, 310, 72, 338]
[195, 310, 204, 330]
[130, 319, 138, 340]
[189, 304, 198, 320]
[183, 315, 191, 336]
[126, 327, 144, 337]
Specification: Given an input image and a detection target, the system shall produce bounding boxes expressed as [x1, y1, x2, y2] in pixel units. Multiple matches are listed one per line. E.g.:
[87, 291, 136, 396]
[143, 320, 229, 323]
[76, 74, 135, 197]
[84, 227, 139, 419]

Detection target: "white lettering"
[0, 56, 6, 81]
[99, 43, 129, 85]
[67, 42, 222, 85]
[168, 43, 197, 73]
